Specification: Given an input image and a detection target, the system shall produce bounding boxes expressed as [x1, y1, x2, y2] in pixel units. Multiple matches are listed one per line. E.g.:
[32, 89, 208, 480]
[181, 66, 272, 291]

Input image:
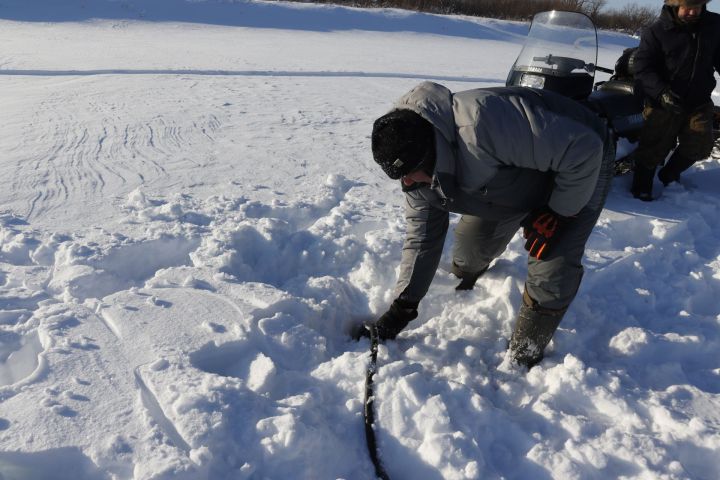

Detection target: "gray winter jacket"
[391, 82, 610, 303]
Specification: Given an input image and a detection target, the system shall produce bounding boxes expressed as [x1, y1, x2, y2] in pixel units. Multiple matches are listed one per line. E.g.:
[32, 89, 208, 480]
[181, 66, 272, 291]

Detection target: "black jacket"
[634, 6, 720, 109]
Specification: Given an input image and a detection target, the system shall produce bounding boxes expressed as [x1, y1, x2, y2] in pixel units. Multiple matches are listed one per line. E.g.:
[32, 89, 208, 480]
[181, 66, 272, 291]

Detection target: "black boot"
[452, 262, 488, 291]
[631, 164, 656, 201]
[658, 151, 695, 186]
[508, 291, 566, 368]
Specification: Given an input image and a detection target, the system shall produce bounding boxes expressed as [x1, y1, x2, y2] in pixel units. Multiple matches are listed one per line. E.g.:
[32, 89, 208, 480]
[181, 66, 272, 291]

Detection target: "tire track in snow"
[15, 106, 73, 218]
[8, 84, 224, 220]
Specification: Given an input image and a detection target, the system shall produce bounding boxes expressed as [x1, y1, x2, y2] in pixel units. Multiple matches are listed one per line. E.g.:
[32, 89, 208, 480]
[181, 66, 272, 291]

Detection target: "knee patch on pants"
[526, 256, 584, 311]
[677, 138, 714, 162]
[522, 288, 568, 316]
[677, 103, 715, 161]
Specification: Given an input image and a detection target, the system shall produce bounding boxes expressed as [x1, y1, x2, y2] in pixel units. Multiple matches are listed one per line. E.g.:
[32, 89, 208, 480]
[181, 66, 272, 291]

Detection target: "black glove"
[521, 206, 569, 260]
[659, 89, 683, 115]
[362, 298, 418, 341]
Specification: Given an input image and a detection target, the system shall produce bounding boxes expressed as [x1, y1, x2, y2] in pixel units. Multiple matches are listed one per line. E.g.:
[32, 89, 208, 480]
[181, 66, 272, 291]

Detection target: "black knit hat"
[665, 0, 709, 6]
[371, 109, 436, 180]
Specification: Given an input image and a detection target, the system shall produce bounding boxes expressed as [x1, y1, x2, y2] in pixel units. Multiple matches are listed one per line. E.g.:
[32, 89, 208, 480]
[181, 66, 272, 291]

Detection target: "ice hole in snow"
[0, 330, 43, 387]
[189, 340, 257, 380]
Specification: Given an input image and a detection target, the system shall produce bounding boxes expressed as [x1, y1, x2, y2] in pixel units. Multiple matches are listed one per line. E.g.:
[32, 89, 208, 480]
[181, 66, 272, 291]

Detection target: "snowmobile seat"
[596, 79, 635, 96]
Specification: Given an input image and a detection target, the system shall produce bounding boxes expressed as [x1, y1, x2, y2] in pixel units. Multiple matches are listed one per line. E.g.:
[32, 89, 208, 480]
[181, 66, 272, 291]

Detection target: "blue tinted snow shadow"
[0, 0, 530, 41]
[0, 448, 111, 480]
[0, 0, 639, 50]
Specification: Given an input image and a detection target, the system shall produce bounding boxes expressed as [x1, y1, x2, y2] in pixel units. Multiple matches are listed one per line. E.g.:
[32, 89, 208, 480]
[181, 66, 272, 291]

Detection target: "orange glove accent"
[521, 207, 567, 260]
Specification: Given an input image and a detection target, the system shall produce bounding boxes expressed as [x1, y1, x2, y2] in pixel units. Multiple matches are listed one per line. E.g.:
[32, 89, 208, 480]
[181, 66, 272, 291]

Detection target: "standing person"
[365, 81, 614, 369]
[630, 0, 720, 201]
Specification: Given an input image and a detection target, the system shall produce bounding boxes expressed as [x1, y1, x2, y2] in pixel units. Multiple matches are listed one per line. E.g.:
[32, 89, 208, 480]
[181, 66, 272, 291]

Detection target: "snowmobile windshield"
[512, 10, 598, 79]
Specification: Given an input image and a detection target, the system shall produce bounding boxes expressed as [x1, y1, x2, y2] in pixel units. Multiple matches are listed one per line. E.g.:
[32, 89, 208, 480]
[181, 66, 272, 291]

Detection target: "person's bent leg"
[509, 135, 614, 367]
[631, 106, 683, 200]
[452, 213, 523, 290]
[509, 205, 601, 367]
[659, 102, 714, 185]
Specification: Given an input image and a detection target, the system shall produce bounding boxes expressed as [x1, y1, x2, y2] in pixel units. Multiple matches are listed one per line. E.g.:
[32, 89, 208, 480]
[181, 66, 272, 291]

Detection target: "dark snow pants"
[634, 102, 715, 169]
[452, 135, 616, 311]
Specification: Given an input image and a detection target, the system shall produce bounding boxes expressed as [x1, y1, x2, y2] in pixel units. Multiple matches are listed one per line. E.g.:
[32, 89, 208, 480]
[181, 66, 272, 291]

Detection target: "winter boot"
[630, 163, 656, 201]
[508, 290, 566, 368]
[452, 262, 488, 291]
[658, 150, 695, 186]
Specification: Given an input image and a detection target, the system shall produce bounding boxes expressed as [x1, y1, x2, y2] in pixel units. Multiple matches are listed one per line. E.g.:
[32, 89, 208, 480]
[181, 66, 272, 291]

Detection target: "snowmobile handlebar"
[531, 54, 613, 76]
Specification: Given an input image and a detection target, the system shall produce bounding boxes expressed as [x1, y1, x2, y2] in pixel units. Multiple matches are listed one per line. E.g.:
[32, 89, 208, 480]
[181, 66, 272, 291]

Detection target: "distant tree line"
[277, 0, 657, 33]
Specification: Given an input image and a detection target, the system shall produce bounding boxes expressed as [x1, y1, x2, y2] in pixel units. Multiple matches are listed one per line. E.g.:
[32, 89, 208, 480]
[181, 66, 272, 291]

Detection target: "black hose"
[364, 323, 390, 480]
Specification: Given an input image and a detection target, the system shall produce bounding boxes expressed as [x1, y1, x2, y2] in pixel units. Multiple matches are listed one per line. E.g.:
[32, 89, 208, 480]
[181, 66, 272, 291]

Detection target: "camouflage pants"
[633, 102, 715, 169]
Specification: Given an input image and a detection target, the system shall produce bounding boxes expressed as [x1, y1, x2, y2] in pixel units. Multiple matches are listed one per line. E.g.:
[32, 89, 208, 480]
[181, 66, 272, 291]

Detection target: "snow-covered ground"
[1, 1, 719, 479]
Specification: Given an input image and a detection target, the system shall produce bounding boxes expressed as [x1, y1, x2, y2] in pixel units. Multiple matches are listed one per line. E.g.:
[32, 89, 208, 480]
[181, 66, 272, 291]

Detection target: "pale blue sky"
[604, 0, 719, 12]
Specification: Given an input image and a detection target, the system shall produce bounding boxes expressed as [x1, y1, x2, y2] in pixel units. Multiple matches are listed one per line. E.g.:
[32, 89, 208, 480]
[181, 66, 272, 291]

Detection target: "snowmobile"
[506, 10, 720, 168]
[506, 10, 643, 147]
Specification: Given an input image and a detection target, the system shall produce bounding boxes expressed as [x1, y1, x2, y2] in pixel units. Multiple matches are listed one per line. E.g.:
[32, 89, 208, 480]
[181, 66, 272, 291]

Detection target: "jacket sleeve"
[633, 26, 669, 101]
[393, 187, 449, 304]
[542, 127, 604, 217]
